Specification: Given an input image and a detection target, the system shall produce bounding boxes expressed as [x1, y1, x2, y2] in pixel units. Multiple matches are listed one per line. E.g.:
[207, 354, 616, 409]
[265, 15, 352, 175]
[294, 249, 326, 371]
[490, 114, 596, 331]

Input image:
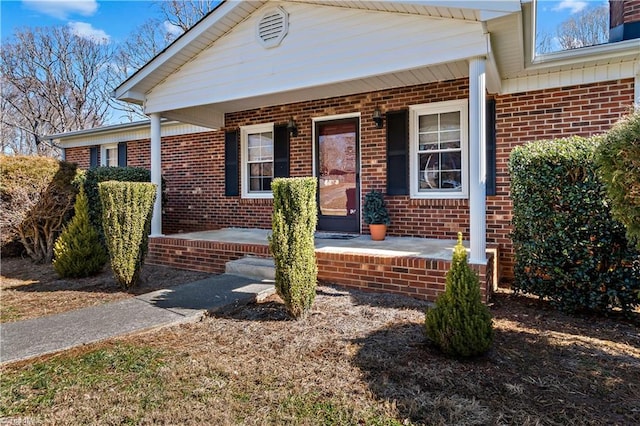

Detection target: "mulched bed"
[0, 256, 212, 322]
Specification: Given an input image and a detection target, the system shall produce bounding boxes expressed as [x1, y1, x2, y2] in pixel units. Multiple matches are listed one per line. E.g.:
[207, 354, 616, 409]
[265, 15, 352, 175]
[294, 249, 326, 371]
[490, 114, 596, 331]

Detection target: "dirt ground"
[1, 264, 639, 424]
[0, 256, 212, 322]
[1, 256, 639, 424]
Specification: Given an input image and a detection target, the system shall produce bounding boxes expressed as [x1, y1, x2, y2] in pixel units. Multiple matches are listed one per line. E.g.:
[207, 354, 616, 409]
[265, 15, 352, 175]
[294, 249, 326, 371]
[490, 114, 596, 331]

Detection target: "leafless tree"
[0, 26, 115, 155]
[536, 31, 554, 54]
[158, 0, 217, 32]
[537, 5, 609, 54]
[556, 5, 608, 50]
[111, 19, 180, 122]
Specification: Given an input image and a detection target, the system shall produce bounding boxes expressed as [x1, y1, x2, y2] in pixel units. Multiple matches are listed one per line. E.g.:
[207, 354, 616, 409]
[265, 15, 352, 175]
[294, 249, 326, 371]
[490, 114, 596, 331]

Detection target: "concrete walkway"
[0, 274, 274, 365]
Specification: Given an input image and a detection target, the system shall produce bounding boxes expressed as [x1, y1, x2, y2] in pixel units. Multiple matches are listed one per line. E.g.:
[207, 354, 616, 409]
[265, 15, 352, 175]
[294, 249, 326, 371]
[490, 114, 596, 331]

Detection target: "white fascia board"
[52, 120, 211, 148]
[116, 90, 145, 104]
[114, 1, 258, 101]
[392, 0, 521, 19]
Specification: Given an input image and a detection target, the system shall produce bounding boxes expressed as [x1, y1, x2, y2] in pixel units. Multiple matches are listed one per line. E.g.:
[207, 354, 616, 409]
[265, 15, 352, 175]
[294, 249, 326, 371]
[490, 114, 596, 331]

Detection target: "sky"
[0, 0, 183, 44]
[1, 0, 608, 47]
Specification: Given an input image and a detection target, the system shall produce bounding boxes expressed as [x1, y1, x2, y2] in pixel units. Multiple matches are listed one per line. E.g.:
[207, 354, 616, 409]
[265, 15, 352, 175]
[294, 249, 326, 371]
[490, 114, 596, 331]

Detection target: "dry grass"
[2, 282, 639, 425]
[0, 256, 212, 322]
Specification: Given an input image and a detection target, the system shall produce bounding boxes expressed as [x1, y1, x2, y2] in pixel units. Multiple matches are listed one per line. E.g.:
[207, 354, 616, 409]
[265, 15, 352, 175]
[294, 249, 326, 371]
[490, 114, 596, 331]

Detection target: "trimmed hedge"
[0, 155, 78, 262]
[83, 167, 153, 242]
[425, 232, 493, 358]
[509, 136, 640, 314]
[53, 187, 108, 278]
[269, 177, 318, 319]
[99, 181, 156, 289]
[597, 108, 640, 249]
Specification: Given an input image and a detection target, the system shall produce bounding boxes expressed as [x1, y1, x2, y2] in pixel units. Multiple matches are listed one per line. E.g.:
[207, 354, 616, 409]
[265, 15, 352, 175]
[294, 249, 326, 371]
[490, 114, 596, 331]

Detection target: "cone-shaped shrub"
[99, 181, 156, 289]
[268, 177, 318, 319]
[53, 187, 108, 278]
[425, 233, 493, 358]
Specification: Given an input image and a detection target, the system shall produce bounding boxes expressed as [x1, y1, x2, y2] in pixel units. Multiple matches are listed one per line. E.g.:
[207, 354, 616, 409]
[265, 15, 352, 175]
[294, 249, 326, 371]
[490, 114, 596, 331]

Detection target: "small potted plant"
[363, 189, 390, 241]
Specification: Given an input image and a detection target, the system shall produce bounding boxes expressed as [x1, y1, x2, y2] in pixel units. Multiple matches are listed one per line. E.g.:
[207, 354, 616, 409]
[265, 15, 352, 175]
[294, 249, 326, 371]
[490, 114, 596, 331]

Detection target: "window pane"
[263, 177, 272, 191]
[262, 162, 273, 177]
[440, 131, 460, 149]
[441, 152, 461, 171]
[106, 148, 117, 167]
[419, 133, 437, 151]
[441, 171, 462, 189]
[248, 134, 260, 148]
[250, 178, 261, 191]
[419, 114, 438, 132]
[250, 163, 261, 176]
[261, 144, 273, 160]
[440, 112, 460, 130]
[419, 153, 439, 190]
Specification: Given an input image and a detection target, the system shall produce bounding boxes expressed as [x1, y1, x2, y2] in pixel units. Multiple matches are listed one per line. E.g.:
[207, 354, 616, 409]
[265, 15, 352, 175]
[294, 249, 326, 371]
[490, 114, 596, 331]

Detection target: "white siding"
[501, 61, 638, 94]
[144, 2, 486, 114]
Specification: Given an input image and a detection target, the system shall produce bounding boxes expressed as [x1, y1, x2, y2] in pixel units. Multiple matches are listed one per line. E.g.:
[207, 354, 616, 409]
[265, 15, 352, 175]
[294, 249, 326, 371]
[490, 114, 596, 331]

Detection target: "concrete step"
[225, 256, 275, 281]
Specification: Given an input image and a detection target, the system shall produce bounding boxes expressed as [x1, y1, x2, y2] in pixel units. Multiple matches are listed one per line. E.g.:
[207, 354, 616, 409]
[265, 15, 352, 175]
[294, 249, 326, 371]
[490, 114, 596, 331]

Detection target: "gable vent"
[257, 6, 288, 48]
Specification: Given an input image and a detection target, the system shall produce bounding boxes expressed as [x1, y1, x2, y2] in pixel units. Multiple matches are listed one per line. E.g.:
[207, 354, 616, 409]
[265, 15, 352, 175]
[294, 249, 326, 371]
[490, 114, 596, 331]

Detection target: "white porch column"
[468, 57, 487, 264]
[150, 113, 162, 236]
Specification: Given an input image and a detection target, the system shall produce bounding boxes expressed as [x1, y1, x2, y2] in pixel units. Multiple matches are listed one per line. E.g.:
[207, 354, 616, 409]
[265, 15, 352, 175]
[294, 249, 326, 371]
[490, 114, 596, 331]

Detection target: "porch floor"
[148, 228, 495, 302]
[166, 227, 463, 260]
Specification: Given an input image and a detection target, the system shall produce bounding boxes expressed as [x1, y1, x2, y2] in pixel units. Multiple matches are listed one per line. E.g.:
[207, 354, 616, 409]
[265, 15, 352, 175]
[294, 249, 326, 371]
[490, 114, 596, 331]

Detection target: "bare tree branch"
[0, 26, 115, 156]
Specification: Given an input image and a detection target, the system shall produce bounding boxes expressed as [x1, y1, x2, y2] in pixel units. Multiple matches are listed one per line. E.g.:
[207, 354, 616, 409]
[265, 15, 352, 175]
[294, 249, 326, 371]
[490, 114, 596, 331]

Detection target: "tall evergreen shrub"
[425, 233, 493, 358]
[53, 187, 108, 277]
[509, 136, 640, 314]
[83, 166, 155, 242]
[99, 181, 156, 289]
[597, 108, 640, 249]
[268, 177, 318, 319]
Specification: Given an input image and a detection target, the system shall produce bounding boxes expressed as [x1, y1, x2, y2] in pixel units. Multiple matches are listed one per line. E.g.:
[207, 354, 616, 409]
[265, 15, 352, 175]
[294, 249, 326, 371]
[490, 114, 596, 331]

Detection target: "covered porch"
[146, 228, 497, 302]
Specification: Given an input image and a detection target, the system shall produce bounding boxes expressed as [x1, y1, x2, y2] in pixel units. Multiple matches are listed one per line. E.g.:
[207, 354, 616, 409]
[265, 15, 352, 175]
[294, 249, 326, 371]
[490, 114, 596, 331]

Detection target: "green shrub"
[0, 155, 78, 263]
[509, 136, 640, 314]
[363, 189, 390, 225]
[99, 181, 156, 289]
[597, 108, 640, 250]
[268, 177, 318, 319]
[425, 233, 493, 358]
[53, 187, 108, 278]
[83, 166, 153, 242]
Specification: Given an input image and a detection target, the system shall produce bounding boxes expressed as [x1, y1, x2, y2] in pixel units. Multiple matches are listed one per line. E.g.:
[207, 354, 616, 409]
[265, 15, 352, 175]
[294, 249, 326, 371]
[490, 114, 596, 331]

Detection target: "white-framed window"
[409, 99, 468, 199]
[241, 123, 274, 199]
[101, 144, 118, 167]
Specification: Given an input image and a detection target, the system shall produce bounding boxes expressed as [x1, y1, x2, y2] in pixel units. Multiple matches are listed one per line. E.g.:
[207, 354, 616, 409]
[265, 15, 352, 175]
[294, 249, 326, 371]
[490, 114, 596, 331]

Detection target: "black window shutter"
[273, 124, 290, 178]
[386, 109, 409, 195]
[486, 99, 497, 196]
[225, 129, 239, 196]
[89, 146, 98, 168]
[117, 142, 127, 167]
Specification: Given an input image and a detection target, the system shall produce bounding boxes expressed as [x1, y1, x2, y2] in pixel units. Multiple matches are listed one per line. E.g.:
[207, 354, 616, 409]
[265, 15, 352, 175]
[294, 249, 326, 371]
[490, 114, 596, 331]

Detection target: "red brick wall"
[147, 236, 494, 303]
[65, 78, 635, 283]
[65, 146, 92, 169]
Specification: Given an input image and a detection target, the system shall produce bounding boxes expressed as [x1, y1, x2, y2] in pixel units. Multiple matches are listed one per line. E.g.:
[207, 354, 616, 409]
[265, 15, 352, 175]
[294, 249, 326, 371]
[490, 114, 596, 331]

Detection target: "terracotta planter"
[369, 224, 387, 241]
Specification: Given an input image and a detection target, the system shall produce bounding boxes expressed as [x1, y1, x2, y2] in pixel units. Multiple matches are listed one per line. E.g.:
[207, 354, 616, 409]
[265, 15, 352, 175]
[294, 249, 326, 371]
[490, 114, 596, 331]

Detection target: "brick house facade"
[55, 1, 640, 298]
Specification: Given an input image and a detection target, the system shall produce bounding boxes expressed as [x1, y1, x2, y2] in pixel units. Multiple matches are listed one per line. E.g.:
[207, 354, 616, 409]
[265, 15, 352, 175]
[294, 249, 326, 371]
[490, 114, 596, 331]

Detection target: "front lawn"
[2, 286, 638, 425]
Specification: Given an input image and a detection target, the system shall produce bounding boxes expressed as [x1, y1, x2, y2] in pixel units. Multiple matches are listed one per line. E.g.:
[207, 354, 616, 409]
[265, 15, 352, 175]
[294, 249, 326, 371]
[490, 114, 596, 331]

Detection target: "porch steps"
[225, 256, 275, 281]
